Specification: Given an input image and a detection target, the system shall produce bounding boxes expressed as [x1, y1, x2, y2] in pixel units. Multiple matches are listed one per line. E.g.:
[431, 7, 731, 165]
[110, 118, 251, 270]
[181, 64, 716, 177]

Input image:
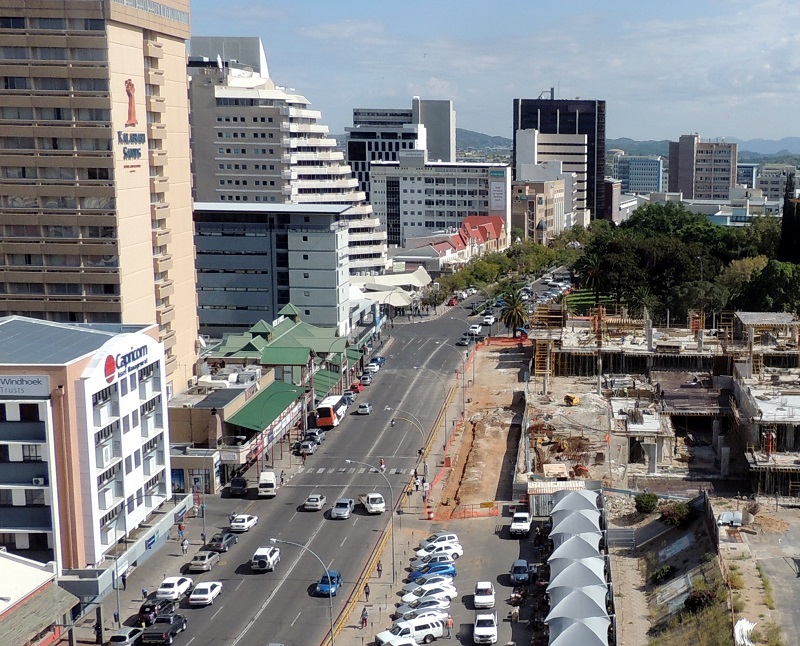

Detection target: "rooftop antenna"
[537, 87, 555, 100]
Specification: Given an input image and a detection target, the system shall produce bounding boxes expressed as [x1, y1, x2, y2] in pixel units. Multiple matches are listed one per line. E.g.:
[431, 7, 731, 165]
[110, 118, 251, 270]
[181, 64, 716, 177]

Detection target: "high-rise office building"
[188, 37, 387, 277]
[345, 98, 456, 201]
[513, 95, 606, 219]
[612, 153, 664, 194]
[0, 0, 198, 391]
[668, 134, 738, 199]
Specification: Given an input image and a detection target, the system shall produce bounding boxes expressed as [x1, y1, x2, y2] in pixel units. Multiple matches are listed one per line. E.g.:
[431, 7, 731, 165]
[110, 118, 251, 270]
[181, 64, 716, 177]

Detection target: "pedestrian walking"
[445, 614, 454, 637]
[364, 583, 370, 602]
[376, 560, 383, 578]
[120, 572, 127, 591]
[280, 470, 285, 486]
[177, 522, 185, 540]
[141, 588, 148, 601]
[200, 531, 206, 545]
[379, 457, 386, 472]
[414, 477, 421, 492]
[413, 468, 418, 480]
[181, 538, 189, 556]
[113, 610, 120, 626]
[302, 454, 306, 466]
[360, 607, 368, 629]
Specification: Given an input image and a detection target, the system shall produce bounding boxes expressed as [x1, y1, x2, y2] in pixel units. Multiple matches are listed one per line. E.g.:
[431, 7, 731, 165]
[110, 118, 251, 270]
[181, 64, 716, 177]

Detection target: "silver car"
[108, 627, 144, 646]
[188, 550, 220, 572]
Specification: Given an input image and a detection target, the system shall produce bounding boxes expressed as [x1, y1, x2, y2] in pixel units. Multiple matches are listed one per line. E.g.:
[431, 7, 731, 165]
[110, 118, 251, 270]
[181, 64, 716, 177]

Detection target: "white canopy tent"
[551, 489, 601, 513]
[549, 535, 602, 560]
[546, 587, 610, 621]
[547, 616, 610, 646]
[551, 530, 604, 549]
[550, 511, 602, 537]
[547, 558, 607, 590]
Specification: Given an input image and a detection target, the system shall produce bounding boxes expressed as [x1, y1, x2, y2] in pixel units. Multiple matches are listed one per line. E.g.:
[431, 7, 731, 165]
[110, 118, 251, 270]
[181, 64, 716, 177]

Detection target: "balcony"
[93, 400, 118, 428]
[151, 227, 171, 247]
[149, 175, 169, 193]
[156, 303, 175, 326]
[146, 96, 166, 113]
[144, 40, 163, 59]
[160, 329, 177, 351]
[147, 122, 166, 140]
[155, 278, 174, 300]
[150, 202, 169, 219]
[146, 68, 165, 85]
[153, 254, 173, 273]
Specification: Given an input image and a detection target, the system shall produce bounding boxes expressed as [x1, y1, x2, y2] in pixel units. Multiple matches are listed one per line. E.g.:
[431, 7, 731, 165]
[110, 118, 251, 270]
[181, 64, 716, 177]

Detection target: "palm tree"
[499, 292, 527, 337]
[575, 252, 604, 302]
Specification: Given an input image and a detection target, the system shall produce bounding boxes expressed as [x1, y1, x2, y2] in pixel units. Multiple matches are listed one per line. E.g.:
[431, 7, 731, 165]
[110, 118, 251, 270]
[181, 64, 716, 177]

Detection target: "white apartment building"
[756, 164, 797, 201]
[188, 37, 387, 276]
[370, 150, 511, 248]
[612, 153, 664, 194]
[0, 317, 183, 593]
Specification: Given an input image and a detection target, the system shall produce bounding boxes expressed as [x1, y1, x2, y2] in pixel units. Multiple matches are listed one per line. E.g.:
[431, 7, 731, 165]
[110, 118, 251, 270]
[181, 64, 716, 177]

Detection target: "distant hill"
[608, 136, 800, 160]
[457, 128, 512, 150]
[724, 137, 800, 155]
[606, 138, 670, 157]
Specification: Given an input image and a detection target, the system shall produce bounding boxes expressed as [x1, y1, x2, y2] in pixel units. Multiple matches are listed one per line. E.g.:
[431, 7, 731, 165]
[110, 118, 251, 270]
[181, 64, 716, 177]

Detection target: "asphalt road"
[165, 296, 486, 646]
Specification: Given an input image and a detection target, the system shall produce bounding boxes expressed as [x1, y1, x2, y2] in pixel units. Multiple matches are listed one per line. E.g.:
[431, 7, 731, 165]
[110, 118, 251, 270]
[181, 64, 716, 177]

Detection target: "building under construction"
[526, 305, 800, 495]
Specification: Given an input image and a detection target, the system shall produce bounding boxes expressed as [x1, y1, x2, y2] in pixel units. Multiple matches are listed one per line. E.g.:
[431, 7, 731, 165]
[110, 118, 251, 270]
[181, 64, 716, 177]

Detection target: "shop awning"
[227, 381, 305, 432]
[346, 349, 362, 364]
[311, 369, 341, 399]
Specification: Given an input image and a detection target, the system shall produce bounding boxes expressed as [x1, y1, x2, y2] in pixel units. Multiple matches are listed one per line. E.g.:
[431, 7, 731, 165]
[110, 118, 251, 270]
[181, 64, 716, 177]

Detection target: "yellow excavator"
[564, 393, 581, 407]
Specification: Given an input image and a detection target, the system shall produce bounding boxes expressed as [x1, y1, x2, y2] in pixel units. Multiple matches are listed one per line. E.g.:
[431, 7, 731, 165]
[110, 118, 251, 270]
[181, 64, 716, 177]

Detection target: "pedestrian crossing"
[295, 466, 414, 476]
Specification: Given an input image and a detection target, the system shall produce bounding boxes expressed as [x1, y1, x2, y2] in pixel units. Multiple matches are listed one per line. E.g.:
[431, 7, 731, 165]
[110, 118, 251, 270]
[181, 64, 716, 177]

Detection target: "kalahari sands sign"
[117, 78, 146, 162]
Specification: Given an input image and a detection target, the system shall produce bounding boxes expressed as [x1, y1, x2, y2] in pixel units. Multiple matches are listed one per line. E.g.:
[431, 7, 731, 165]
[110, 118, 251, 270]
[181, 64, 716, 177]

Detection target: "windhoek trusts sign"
[0, 375, 51, 397]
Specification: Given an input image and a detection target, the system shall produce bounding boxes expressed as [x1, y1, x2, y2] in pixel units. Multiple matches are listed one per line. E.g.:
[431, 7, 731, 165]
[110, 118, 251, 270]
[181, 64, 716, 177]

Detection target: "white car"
[357, 402, 373, 415]
[418, 532, 460, 551]
[473, 581, 496, 609]
[468, 324, 483, 336]
[250, 546, 281, 572]
[400, 582, 458, 604]
[413, 542, 464, 560]
[156, 576, 193, 601]
[363, 362, 380, 373]
[189, 581, 223, 605]
[410, 553, 456, 571]
[304, 493, 327, 511]
[229, 514, 258, 532]
[473, 611, 498, 644]
[482, 315, 496, 325]
[392, 608, 449, 627]
[394, 596, 451, 619]
[402, 575, 454, 594]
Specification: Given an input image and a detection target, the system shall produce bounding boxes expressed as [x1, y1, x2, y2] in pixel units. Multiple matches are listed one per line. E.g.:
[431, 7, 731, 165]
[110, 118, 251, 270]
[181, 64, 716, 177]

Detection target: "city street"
[94, 296, 487, 646]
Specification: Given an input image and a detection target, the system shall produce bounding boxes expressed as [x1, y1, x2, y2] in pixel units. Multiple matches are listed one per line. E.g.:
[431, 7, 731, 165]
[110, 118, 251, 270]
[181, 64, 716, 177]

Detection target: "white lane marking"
[348, 468, 355, 473]
[234, 580, 244, 592]
[209, 606, 223, 621]
[186, 639, 195, 646]
[290, 611, 302, 626]
[317, 467, 326, 474]
[340, 535, 347, 547]
[358, 467, 366, 473]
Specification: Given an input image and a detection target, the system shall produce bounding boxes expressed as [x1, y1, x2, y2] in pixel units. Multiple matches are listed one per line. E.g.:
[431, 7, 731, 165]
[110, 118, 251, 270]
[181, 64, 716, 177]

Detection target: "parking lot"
[345, 511, 544, 645]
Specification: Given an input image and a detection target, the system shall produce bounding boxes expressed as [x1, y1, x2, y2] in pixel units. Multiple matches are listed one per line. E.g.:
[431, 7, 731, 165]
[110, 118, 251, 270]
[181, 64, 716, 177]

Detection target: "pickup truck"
[357, 492, 386, 514]
[509, 511, 532, 537]
[141, 614, 187, 644]
[331, 498, 355, 519]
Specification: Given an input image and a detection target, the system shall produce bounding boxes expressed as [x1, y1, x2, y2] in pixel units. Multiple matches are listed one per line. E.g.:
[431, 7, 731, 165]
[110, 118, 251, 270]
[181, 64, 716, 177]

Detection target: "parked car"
[473, 611, 498, 644]
[342, 392, 357, 406]
[419, 532, 460, 550]
[304, 493, 327, 511]
[229, 514, 258, 532]
[188, 581, 223, 606]
[107, 626, 144, 646]
[228, 476, 249, 496]
[137, 597, 175, 626]
[394, 596, 451, 619]
[350, 381, 365, 393]
[473, 581, 496, 609]
[369, 356, 386, 366]
[360, 373, 373, 385]
[400, 582, 457, 604]
[509, 559, 531, 585]
[299, 440, 317, 456]
[156, 576, 193, 601]
[330, 498, 355, 519]
[357, 402, 373, 415]
[141, 614, 187, 645]
[188, 551, 220, 572]
[414, 542, 464, 560]
[468, 324, 483, 336]
[482, 315, 496, 326]
[410, 553, 456, 571]
[447, 297, 459, 306]
[315, 570, 342, 596]
[363, 362, 380, 373]
[455, 336, 472, 347]
[407, 561, 457, 582]
[392, 609, 449, 627]
[206, 532, 238, 552]
[304, 428, 326, 444]
[402, 574, 454, 594]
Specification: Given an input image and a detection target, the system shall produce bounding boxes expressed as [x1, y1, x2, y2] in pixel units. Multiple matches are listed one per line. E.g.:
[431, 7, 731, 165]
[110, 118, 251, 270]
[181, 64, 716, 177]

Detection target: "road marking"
[337, 467, 346, 472]
[348, 468, 355, 473]
[209, 606, 223, 621]
[340, 536, 347, 547]
[290, 611, 302, 626]
[186, 639, 195, 646]
[234, 580, 243, 592]
[317, 468, 325, 474]
[358, 467, 366, 473]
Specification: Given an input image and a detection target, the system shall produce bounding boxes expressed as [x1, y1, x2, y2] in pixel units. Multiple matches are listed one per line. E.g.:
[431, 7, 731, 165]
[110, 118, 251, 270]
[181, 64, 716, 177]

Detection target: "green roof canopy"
[346, 348, 362, 363]
[312, 369, 341, 400]
[227, 381, 304, 432]
[260, 346, 310, 366]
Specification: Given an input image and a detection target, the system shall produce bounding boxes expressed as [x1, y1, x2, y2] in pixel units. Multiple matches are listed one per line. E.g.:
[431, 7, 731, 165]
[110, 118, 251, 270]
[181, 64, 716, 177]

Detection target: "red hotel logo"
[104, 355, 117, 383]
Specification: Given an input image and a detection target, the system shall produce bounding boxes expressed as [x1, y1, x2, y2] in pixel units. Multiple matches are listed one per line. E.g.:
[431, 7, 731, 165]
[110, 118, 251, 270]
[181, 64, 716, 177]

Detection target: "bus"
[316, 395, 348, 428]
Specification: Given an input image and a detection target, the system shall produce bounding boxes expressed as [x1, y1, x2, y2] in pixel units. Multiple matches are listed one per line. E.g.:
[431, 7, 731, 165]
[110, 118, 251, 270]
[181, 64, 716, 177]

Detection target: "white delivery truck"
[258, 471, 277, 498]
[357, 492, 386, 514]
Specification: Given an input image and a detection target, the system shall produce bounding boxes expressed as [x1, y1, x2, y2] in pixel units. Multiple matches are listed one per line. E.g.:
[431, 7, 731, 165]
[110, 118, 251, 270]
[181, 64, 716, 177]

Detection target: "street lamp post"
[385, 406, 428, 479]
[345, 459, 396, 584]
[269, 538, 334, 645]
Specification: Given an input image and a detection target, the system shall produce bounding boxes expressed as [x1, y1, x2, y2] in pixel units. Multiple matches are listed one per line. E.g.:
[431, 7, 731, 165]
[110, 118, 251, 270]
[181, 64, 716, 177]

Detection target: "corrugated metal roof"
[226, 381, 304, 432]
[312, 369, 341, 399]
[0, 581, 78, 645]
[0, 316, 151, 365]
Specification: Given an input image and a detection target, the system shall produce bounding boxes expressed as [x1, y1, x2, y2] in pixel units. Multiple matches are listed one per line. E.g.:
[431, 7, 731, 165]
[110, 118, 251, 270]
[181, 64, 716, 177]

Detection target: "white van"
[258, 471, 277, 498]
[375, 616, 446, 645]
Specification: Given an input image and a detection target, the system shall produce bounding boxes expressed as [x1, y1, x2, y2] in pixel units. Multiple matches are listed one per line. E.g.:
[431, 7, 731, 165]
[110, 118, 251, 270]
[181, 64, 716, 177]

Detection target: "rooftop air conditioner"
[32, 477, 45, 486]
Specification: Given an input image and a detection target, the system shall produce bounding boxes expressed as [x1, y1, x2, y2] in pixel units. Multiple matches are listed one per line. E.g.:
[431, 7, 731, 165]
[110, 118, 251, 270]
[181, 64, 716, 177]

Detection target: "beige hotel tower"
[0, 0, 197, 391]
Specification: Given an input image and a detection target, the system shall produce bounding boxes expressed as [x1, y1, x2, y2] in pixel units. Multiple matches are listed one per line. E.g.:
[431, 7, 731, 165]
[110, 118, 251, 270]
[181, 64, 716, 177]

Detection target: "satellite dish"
[198, 336, 207, 348]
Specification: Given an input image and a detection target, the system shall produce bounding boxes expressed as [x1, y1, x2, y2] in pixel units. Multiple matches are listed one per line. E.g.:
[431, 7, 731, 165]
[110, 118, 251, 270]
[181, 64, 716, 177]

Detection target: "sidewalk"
[70, 440, 307, 644]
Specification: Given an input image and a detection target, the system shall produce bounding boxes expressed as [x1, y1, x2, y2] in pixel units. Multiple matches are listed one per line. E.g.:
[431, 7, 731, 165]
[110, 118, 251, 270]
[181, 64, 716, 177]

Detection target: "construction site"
[516, 304, 800, 498]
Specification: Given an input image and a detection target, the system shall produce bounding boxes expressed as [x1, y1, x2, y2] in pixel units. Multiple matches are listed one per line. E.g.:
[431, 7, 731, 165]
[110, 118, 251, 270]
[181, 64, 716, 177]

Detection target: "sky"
[189, 0, 800, 142]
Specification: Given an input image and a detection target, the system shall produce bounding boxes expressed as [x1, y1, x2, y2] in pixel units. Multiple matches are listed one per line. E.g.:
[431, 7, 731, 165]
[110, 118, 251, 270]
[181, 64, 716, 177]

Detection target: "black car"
[229, 476, 249, 496]
[138, 597, 175, 626]
[206, 531, 238, 552]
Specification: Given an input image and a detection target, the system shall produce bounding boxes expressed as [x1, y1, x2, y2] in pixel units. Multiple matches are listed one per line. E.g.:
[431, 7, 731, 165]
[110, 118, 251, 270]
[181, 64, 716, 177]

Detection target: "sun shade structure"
[549, 535, 602, 560]
[546, 587, 609, 621]
[547, 559, 607, 590]
[551, 489, 601, 513]
[551, 530, 603, 549]
[549, 510, 602, 536]
[547, 616, 610, 646]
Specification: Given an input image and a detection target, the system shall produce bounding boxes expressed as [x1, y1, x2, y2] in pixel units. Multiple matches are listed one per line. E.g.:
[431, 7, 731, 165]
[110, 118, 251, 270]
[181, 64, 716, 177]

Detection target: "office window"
[0, 490, 11, 505]
[25, 489, 46, 505]
[125, 455, 132, 474]
[22, 445, 43, 462]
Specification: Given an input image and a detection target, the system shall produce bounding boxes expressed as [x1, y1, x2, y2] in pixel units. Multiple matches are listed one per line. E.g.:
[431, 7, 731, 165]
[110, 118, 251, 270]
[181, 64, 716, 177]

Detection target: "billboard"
[490, 182, 506, 210]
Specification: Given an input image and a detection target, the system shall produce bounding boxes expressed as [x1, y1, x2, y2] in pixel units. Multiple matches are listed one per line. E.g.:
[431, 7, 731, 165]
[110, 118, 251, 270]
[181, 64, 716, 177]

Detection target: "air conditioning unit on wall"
[32, 477, 45, 486]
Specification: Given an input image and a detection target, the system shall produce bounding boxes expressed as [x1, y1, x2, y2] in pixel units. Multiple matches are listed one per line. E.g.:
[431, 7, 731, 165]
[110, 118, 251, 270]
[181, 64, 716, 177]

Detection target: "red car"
[350, 382, 365, 393]
[447, 297, 459, 306]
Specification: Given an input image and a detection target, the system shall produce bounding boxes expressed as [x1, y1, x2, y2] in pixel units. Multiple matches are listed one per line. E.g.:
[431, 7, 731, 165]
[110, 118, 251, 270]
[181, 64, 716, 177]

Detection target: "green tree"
[499, 292, 528, 337]
[574, 251, 604, 301]
[778, 174, 798, 262]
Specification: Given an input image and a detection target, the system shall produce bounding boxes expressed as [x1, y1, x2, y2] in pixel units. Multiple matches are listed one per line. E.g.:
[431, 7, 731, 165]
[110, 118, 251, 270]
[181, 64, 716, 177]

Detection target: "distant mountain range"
[332, 130, 800, 158]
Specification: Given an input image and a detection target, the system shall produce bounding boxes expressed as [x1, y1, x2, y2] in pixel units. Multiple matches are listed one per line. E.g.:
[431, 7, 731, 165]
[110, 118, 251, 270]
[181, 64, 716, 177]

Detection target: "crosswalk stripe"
[358, 467, 366, 474]
[348, 468, 355, 473]
[317, 468, 326, 474]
